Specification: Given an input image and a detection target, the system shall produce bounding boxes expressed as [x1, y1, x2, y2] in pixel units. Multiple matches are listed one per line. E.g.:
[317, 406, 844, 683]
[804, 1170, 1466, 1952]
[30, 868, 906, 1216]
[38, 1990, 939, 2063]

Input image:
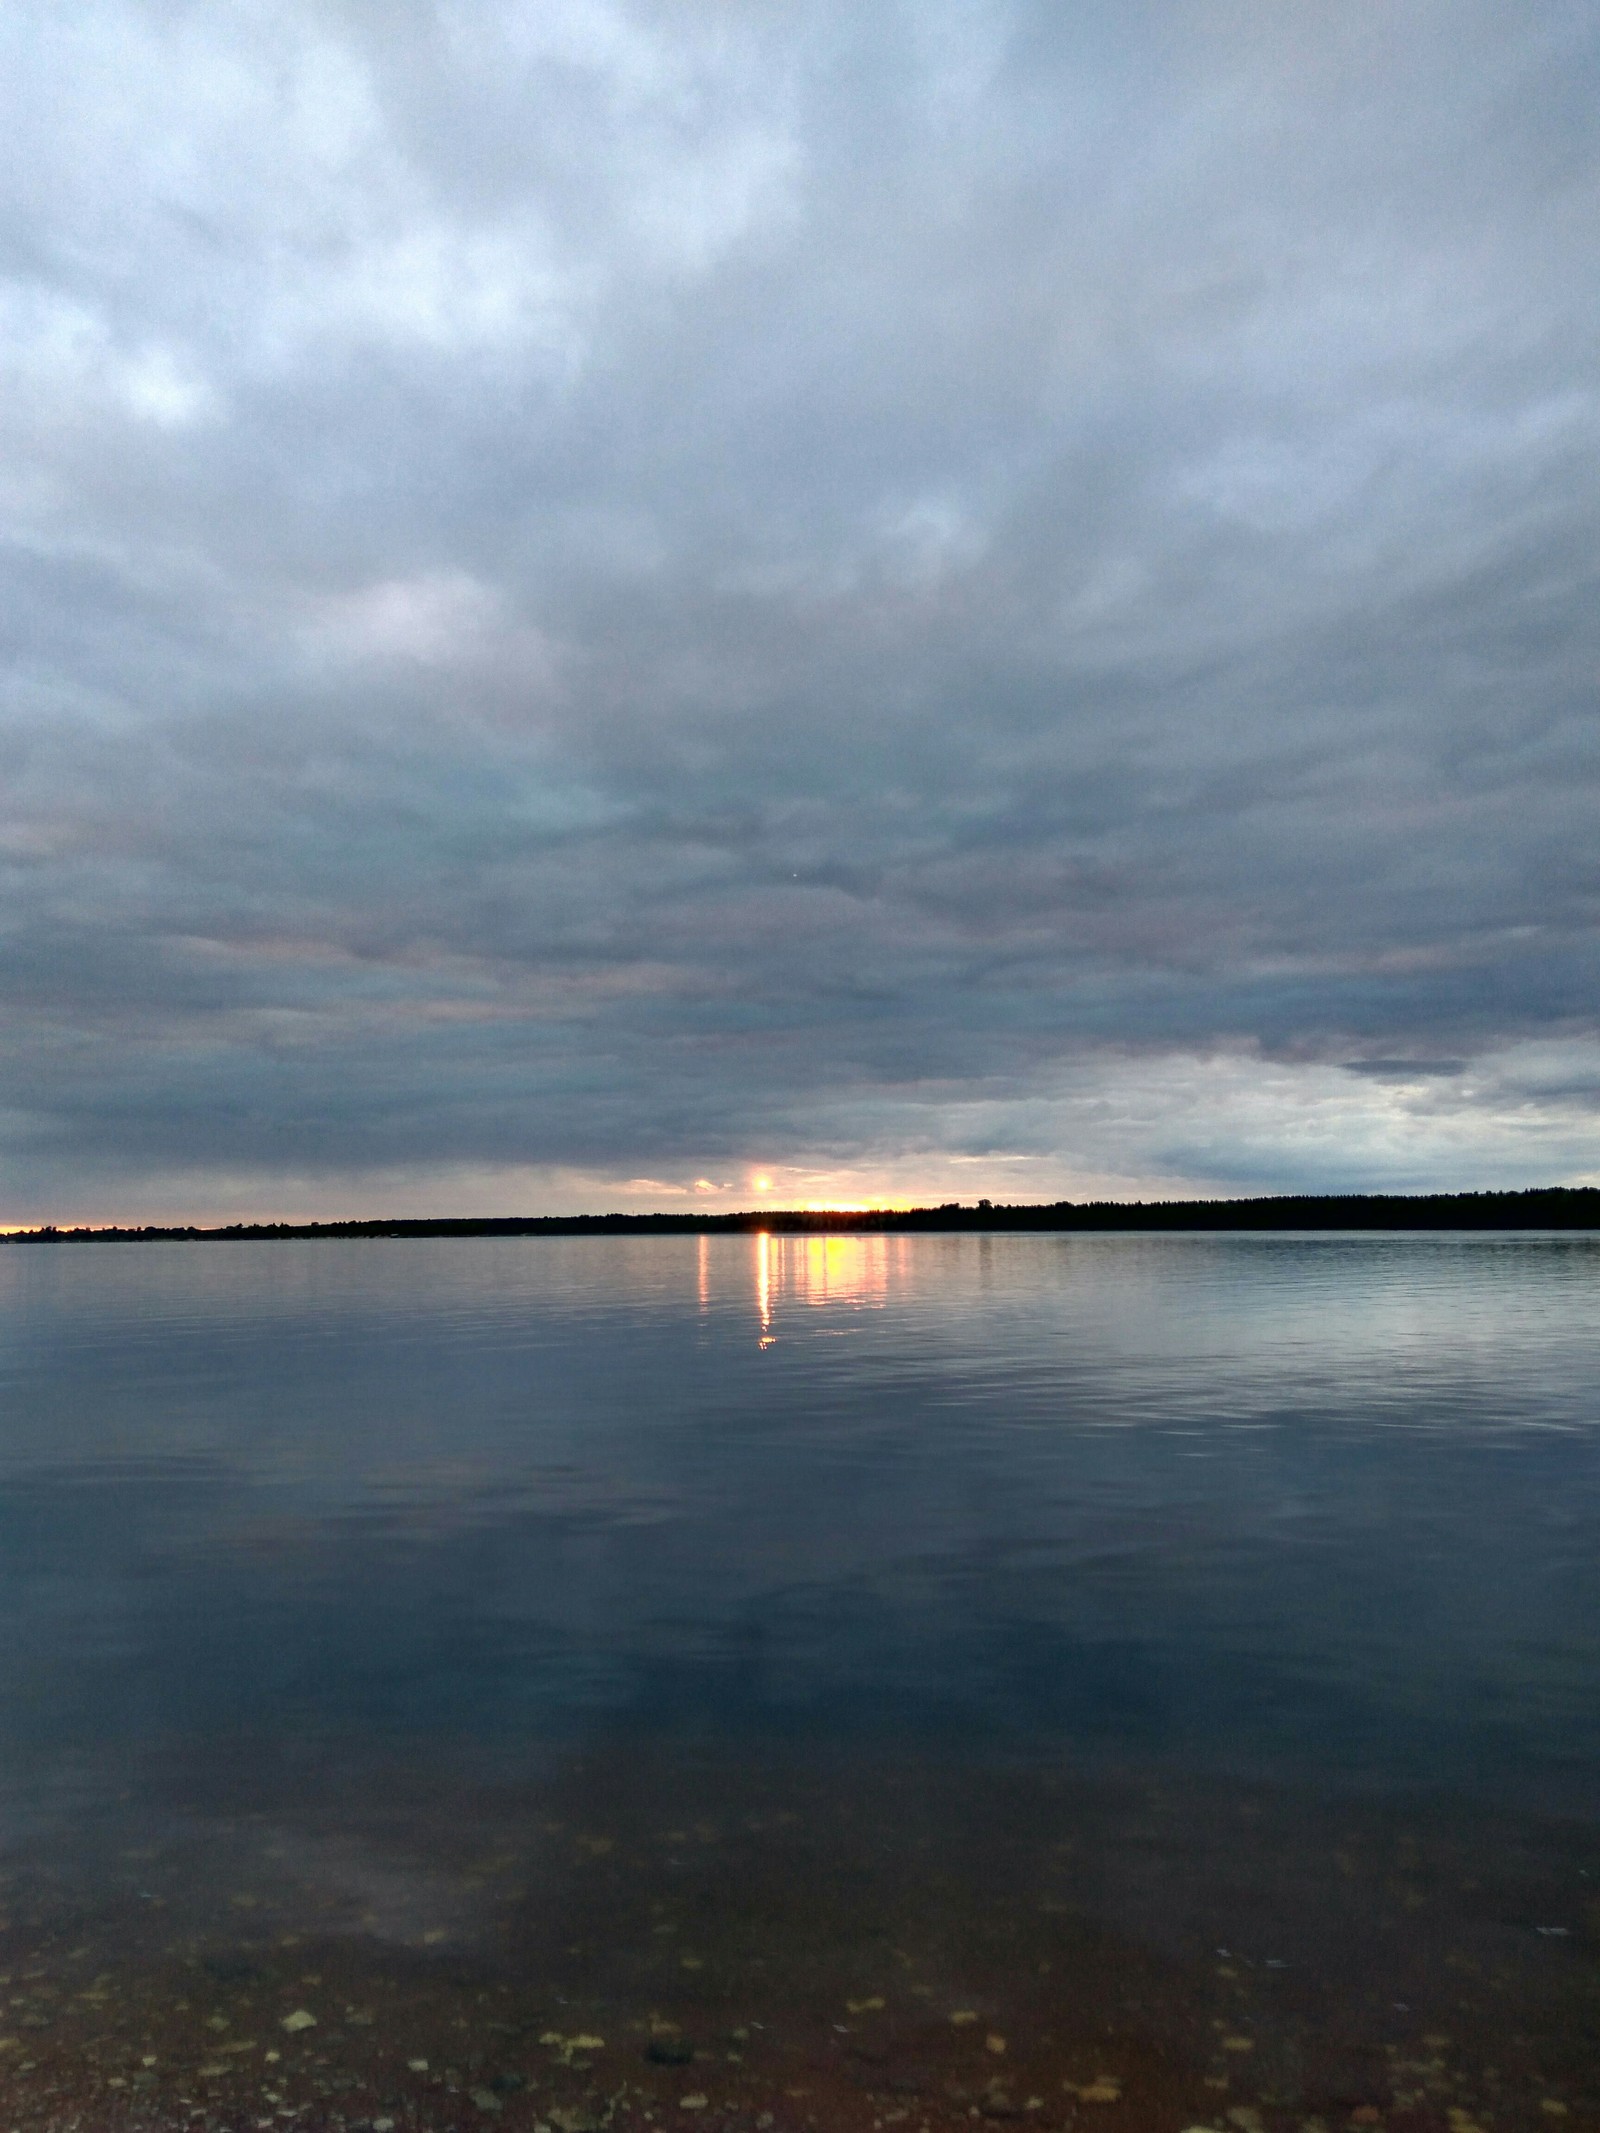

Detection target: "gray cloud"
[2, 0, 1598, 1218]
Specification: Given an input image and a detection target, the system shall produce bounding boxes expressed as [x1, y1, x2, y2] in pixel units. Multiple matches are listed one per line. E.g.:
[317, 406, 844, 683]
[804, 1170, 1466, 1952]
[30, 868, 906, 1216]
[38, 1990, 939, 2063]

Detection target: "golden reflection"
[755, 1231, 773, 1348]
[798, 1234, 890, 1308]
[697, 1233, 709, 1314]
[745, 1231, 905, 1343]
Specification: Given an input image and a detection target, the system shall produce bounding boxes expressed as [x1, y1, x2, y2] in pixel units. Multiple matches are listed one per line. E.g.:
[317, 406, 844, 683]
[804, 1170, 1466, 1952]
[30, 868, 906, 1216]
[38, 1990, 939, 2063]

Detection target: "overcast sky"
[2, 0, 1597, 1221]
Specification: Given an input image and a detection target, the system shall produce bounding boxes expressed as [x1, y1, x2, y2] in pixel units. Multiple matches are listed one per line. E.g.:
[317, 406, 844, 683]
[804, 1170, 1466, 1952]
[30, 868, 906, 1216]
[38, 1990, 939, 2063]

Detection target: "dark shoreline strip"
[6, 1186, 1600, 1240]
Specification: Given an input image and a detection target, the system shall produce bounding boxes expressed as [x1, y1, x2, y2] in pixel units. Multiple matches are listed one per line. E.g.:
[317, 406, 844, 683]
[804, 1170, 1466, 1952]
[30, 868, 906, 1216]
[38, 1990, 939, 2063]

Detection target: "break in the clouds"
[2, 0, 1598, 1220]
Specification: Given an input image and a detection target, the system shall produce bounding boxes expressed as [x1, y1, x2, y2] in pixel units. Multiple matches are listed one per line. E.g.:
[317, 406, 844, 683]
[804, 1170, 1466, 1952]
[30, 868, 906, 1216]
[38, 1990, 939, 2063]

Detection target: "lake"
[0, 1231, 1596, 2131]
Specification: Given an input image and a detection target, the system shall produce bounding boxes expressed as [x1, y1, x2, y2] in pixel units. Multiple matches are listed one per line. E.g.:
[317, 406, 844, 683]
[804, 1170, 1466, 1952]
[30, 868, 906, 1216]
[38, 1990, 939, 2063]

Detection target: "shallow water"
[0, 1232, 1597, 2132]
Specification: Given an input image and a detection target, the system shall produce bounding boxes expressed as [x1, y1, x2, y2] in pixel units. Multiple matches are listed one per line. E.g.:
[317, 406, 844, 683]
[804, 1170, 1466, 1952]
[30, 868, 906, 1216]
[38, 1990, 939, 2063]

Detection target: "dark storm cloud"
[2, 0, 1598, 1214]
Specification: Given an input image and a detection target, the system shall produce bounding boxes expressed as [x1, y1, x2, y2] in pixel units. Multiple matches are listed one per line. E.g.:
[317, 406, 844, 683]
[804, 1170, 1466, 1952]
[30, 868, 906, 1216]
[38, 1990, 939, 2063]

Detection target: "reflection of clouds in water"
[285, 1462, 682, 1539]
[1, 1237, 1598, 1857]
[242, 1826, 502, 1950]
[1, 1237, 1596, 2129]
[0, 1794, 549, 1958]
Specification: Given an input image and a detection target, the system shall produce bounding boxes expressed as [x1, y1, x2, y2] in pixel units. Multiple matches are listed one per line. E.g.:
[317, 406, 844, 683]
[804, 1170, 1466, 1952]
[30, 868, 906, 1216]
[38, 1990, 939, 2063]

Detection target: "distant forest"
[6, 1186, 1599, 1240]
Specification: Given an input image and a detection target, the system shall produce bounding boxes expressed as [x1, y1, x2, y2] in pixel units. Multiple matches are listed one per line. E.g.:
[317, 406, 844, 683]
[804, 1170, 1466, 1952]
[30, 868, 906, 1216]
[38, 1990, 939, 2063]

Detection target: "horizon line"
[5, 1183, 1600, 1241]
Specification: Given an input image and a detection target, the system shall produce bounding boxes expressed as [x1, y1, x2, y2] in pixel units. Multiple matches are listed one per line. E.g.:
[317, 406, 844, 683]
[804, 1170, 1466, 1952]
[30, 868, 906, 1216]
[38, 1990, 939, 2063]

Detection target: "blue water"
[4, 1231, 1597, 1796]
[1, 1231, 1598, 2123]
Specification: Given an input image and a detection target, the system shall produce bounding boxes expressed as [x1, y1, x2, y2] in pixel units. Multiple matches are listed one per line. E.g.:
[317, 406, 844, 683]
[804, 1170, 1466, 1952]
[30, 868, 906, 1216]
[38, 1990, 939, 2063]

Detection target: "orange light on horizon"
[798, 1198, 916, 1214]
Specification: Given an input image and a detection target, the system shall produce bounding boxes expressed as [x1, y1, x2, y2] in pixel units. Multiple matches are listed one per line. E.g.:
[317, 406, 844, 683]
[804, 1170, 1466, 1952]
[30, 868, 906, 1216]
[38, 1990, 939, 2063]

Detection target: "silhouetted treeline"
[6, 1186, 1599, 1241]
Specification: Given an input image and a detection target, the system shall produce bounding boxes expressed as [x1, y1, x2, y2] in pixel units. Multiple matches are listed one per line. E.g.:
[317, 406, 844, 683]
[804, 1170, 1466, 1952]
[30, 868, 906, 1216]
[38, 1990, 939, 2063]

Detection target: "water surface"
[1, 1233, 1596, 2131]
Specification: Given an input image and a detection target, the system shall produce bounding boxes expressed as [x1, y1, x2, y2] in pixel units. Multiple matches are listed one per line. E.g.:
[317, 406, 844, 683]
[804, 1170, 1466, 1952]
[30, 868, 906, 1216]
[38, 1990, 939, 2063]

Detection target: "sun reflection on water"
[737, 1230, 903, 1344]
[755, 1230, 773, 1348]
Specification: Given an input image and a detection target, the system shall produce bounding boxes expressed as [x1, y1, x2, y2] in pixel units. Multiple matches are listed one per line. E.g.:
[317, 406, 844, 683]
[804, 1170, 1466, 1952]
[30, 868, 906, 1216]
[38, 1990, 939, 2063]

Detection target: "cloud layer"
[3, 0, 1598, 1218]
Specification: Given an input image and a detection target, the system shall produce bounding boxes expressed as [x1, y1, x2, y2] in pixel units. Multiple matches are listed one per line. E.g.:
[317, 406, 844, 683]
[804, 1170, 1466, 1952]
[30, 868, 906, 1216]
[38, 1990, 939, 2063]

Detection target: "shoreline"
[4, 1185, 1599, 1241]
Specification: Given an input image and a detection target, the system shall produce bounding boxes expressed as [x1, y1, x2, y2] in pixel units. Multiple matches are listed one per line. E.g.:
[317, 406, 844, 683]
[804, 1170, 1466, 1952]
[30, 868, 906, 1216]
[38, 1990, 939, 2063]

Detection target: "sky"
[2, 0, 1598, 1223]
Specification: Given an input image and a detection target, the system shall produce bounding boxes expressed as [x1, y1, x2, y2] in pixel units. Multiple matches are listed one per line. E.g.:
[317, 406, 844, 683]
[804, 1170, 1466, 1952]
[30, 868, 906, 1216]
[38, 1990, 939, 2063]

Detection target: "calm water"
[0, 1232, 1597, 2131]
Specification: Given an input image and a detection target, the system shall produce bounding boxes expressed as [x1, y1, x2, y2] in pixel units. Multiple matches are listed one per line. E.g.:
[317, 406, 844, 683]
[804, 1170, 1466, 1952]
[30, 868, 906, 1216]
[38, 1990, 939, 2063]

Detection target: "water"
[0, 1231, 1597, 2130]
